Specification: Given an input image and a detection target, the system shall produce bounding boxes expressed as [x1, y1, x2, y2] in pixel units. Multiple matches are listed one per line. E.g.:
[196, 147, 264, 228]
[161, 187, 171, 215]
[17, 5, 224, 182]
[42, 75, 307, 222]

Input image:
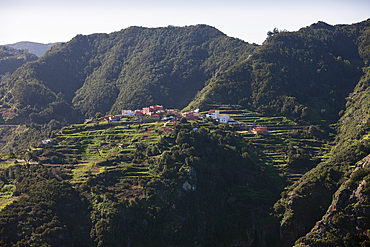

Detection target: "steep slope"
[4, 41, 60, 57]
[273, 31, 370, 246]
[0, 123, 282, 246]
[188, 19, 370, 123]
[1, 25, 257, 124]
[294, 157, 370, 247]
[287, 68, 370, 246]
[0, 46, 38, 80]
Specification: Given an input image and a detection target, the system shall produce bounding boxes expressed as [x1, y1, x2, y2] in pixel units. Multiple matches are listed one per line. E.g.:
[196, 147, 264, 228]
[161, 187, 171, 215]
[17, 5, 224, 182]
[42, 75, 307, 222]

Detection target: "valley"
[0, 18, 370, 246]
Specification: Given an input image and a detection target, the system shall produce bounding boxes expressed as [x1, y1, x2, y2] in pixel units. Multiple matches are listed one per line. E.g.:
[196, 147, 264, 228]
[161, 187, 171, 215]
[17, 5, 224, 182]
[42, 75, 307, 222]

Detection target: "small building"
[182, 111, 198, 120]
[206, 109, 220, 119]
[41, 139, 55, 145]
[151, 105, 163, 111]
[163, 128, 174, 133]
[84, 118, 93, 124]
[142, 107, 153, 115]
[219, 114, 231, 124]
[109, 115, 121, 121]
[149, 112, 161, 119]
[251, 126, 268, 134]
[135, 110, 144, 116]
[143, 105, 164, 115]
[122, 110, 135, 116]
[118, 143, 130, 148]
[166, 109, 182, 118]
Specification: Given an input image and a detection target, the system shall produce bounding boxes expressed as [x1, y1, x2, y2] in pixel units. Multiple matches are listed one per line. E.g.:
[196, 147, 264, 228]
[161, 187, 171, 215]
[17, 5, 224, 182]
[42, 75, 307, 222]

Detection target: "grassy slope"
[0, 108, 333, 245]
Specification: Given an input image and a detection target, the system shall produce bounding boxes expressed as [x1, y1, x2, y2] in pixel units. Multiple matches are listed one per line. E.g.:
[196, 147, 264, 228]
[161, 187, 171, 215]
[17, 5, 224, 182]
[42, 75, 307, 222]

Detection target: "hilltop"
[0, 25, 257, 126]
[0, 46, 38, 81]
[0, 19, 370, 246]
[187, 19, 370, 124]
[3, 41, 60, 57]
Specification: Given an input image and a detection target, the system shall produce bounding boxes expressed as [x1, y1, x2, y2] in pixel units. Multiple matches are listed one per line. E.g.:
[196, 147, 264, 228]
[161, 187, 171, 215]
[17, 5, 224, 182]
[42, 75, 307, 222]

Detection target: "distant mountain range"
[3, 41, 60, 57]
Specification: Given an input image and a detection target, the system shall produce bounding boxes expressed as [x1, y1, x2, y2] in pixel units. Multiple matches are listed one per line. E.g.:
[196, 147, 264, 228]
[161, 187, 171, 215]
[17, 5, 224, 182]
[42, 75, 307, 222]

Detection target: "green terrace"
[0, 108, 333, 199]
[27, 119, 164, 184]
[208, 107, 332, 183]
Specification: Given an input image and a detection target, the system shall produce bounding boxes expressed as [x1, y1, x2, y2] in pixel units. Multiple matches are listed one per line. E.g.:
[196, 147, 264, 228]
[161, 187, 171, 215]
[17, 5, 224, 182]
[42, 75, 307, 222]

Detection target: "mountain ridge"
[186, 19, 370, 125]
[0, 24, 258, 124]
[0, 19, 370, 246]
[3, 41, 61, 57]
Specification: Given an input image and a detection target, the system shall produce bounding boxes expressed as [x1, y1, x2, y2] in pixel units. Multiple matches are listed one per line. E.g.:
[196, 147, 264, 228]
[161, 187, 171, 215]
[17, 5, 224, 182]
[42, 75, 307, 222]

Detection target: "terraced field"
[34, 119, 164, 184]
[205, 107, 332, 183]
[0, 107, 333, 199]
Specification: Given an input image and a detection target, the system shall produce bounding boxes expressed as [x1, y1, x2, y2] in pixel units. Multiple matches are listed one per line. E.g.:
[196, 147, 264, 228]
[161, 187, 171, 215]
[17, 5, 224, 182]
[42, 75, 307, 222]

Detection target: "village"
[7, 104, 328, 190]
[35, 105, 269, 151]
[94, 105, 268, 134]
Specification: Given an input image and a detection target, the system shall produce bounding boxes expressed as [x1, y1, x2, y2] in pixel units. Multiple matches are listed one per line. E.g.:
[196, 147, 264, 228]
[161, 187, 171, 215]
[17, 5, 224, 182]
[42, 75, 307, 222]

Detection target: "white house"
[122, 110, 135, 116]
[206, 109, 220, 119]
[219, 114, 231, 124]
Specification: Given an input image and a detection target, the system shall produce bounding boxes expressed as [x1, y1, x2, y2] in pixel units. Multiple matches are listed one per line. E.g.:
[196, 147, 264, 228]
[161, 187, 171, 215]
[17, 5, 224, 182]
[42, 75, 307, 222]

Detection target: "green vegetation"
[0, 119, 286, 246]
[0, 24, 257, 126]
[189, 20, 370, 124]
[273, 70, 370, 246]
[0, 18, 370, 246]
[0, 46, 38, 82]
[0, 110, 334, 246]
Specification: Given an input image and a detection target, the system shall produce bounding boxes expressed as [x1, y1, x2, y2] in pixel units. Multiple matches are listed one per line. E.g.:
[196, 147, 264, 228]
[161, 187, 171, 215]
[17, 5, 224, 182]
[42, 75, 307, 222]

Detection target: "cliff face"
[295, 155, 370, 246]
[272, 25, 370, 245]
[274, 163, 343, 247]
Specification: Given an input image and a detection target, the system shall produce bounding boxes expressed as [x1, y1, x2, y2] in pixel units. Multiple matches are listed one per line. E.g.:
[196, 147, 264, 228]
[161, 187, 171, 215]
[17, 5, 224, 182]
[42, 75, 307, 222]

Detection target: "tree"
[267, 28, 280, 37]
[180, 117, 188, 123]
[95, 112, 104, 119]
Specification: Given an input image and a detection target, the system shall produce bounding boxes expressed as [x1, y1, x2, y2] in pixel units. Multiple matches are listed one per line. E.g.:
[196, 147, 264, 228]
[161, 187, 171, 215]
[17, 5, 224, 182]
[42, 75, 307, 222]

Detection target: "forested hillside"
[271, 21, 370, 246]
[1, 19, 370, 246]
[289, 66, 370, 247]
[0, 46, 38, 82]
[0, 25, 257, 125]
[188, 19, 370, 123]
[0, 121, 282, 246]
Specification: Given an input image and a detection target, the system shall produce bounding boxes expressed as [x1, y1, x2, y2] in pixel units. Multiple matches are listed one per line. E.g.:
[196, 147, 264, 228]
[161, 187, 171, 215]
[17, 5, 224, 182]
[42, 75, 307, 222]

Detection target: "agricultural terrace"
[0, 108, 332, 210]
[203, 106, 332, 183]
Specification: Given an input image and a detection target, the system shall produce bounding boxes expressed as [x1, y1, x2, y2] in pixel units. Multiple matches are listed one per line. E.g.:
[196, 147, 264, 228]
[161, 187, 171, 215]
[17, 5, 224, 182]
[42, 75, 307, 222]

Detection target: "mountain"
[1, 19, 370, 246]
[0, 25, 257, 125]
[4, 41, 60, 57]
[271, 21, 370, 246]
[187, 19, 370, 123]
[0, 121, 282, 246]
[288, 68, 370, 247]
[0, 46, 38, 81]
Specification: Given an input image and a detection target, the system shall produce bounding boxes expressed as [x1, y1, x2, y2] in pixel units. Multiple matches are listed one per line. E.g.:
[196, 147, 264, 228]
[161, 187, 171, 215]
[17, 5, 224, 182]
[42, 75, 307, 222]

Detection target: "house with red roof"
[251, 127, 268, 134]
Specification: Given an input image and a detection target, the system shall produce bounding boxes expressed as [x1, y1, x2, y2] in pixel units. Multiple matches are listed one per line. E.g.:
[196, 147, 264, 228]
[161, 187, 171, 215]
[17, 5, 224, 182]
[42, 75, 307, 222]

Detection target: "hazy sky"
[1, 0, 369, 45]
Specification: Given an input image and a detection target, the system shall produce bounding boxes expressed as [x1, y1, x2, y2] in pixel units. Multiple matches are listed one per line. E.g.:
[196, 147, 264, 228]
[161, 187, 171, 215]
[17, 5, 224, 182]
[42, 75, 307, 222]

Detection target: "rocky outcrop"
[295, 156, 370, 246]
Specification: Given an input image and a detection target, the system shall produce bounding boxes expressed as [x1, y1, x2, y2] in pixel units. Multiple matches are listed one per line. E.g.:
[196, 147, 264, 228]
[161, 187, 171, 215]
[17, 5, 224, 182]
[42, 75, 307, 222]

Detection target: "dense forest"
[0, 46, 38, 82]
[0, 25, 257, 125]
[0, 18, 370, 246]
[188, 19, 370, 123]
[0, 123, 282, 246]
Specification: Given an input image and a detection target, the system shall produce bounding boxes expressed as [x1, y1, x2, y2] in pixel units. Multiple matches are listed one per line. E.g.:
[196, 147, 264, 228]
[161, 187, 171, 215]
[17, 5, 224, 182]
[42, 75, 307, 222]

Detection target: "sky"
[1, 0, 369, 46]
